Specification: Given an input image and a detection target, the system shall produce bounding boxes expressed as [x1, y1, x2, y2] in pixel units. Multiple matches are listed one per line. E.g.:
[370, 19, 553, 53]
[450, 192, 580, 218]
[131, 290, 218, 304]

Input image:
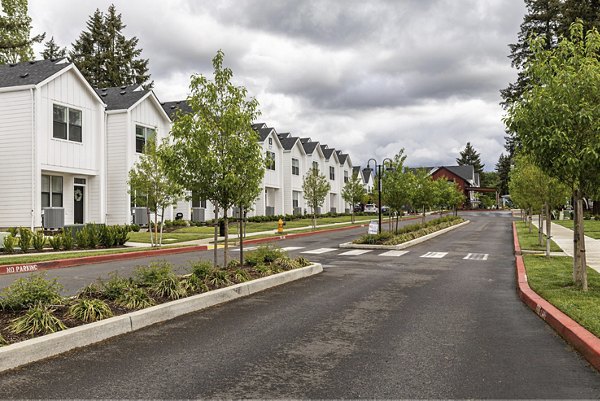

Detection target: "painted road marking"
[463, 253, 489, 261]
[420, 252, 448, 258]
[282, 246, 305, 251]
[231, 246, 257, 252]
[302, 248, 337, 254]
[339, 250, 372, 256]
[379, 250, 410, 257]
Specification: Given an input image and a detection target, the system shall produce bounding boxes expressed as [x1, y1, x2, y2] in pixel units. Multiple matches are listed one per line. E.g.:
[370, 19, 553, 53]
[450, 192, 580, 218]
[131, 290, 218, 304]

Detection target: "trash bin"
[219, 220, 225, 236]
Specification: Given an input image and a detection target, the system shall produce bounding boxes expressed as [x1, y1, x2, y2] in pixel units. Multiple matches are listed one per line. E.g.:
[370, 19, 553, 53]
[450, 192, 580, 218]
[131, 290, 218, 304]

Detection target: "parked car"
[381, 205, 389, 213]
[364, 204, 377, 213]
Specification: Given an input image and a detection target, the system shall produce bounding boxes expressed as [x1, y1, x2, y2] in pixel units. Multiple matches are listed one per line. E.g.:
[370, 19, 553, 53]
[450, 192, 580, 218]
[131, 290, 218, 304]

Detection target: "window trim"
[329, 166, 335, 180]
[266, 151, 276, 171]
[135, 124, 157, 154]
[292, 158, 300, 176]
[41, 174, 64, 208]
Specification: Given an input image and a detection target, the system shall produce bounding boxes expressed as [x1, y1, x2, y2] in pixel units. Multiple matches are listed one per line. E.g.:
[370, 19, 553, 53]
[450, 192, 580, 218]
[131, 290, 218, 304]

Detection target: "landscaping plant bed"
[0, 245, 311, 347]
[352, 215, 465, 246]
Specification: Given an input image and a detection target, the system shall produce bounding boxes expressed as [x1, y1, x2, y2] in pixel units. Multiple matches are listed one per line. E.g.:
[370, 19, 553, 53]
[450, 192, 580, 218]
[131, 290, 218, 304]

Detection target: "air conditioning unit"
[293, 207, 302, 216]
[191, 207, 205, 223]
[131, 207, 149, 226]
[42, 207, 64, 229]
[265, 206, 275, 216]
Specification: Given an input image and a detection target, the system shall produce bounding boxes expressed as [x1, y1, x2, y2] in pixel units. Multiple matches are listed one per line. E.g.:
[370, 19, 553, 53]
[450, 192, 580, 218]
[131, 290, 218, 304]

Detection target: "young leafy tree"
[342, 173, 366, 224]
[446, 181, 466, 216]
[69, 5, 151, 88]
[128, 139, 185, 247]
[166, 50, 263, 268]
[303, 167, 331, 229]
[40, 36, 66, 60]
[407, 169, 435, 225]
[506, 22, 600, 290]
[0, 0, 44, 64]
[381, 150, 410, 231]
[456, 142, 484, 174]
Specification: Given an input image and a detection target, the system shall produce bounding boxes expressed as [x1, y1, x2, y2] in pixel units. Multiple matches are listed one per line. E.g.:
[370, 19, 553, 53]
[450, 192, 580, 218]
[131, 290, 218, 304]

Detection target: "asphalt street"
[1, 211, 599, 398]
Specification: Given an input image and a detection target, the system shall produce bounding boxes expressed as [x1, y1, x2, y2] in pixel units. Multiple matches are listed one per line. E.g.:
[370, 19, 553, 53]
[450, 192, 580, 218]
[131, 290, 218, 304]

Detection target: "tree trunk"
[239, 206, 244, 267]
[538, 209, 543, 247]
[528, 210, 532, 233]
[351, 210, 355, 224]
[574, 189, 588, 291]
[159, 207, 165, 247]
[545, 202, 551, 257]
[223, 212, 229, 269]
[213, 206, 219, 268]
[312, 209, 316, 229]
[147, 208, 153, 247]
[154, 209, 159, 248]
[422, 206, 426, 225]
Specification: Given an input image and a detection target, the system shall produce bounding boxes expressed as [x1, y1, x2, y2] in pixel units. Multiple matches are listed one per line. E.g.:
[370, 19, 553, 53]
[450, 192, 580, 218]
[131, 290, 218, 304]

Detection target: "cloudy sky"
[29, 0, 526, 171]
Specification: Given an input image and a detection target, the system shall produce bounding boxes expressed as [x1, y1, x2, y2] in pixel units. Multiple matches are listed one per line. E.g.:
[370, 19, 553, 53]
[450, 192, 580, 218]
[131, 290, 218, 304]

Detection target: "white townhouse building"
[0, 59, 106, 229]
[254, 124, 285, 216]
[336, 150, 352, 213]
[99, 86, 172, 225]
[321, 145, 342, 213]
[277, 132, 307, 215]
[301, 138, 326, 215]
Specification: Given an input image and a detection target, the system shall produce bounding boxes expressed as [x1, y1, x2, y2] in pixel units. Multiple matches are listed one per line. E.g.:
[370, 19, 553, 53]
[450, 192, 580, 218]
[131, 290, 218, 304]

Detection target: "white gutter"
[30, 87, 35, 230]
[0, 84, 35, 93]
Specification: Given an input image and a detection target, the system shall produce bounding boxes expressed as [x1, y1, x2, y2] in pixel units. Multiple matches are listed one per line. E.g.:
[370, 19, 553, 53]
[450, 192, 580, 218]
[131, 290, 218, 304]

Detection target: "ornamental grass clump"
[68, 298, 113, 323]
[353, 216, 464, 245]
[2, 234, 15, 254]
[18, 227, 32, 253]
[99, 272, 130, 301]
[10, 303, 67, 336]
[245, 245, 287, 266]
[152, 274, 187, 300]
[117, 287, 154, 310]
[0, 274, 63, 311]
[32, 230, 46, 251]
[48, 235, 62, 251]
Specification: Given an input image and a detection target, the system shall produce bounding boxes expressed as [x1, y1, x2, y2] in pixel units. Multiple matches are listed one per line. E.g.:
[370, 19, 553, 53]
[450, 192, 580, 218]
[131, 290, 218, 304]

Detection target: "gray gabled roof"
[443, 165, 475, 183]
[252, 122, 267, 130]
[278, 133, 291, 140]
[255, 127, 275, 142]
[362, 168, 373, 183]
[300, 137, 311, 144]
[95, 86, 148, 111]
[161, 100, 192, 119]
[0, 59, 69, 88]
[336, 151, 349, 165]
[321, 146, 335, 160]
[280, 136, 300, 151]
[302, 141, 319, 154]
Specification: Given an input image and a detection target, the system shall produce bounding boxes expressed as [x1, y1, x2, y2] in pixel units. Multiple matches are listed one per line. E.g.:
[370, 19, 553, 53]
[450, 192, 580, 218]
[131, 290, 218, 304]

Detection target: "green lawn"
[555, 219, 600, 239]
[523, 254, 600, 338]
[127, 231, 213, 244]
[515, 221, 561, 252]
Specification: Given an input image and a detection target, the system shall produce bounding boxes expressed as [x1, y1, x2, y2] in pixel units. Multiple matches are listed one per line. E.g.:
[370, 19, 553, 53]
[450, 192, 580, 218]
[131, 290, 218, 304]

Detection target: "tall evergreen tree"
[495, 153, 511, 196]
[40, 36, 66, 60]
[69, 4, 152, 88]
[0, 0, 44, 64]
[456, 142, 484, 174]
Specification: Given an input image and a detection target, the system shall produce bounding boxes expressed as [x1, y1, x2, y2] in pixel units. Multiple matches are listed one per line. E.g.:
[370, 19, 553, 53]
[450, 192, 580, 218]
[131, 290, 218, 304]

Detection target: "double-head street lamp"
[367, 157, 393, 234]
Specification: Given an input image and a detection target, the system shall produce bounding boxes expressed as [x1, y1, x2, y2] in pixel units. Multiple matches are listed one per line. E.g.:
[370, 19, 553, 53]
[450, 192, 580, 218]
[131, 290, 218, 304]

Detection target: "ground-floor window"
[130, 188, 148, 207]
[292, 191, 300, 208]
[41, 175, 63, 207]
[191, 191, 207, 208]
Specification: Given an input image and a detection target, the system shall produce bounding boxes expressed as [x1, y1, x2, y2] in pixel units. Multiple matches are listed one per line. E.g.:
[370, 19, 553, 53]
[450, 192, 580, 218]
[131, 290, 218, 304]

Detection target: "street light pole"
[367, 158, 393, 234]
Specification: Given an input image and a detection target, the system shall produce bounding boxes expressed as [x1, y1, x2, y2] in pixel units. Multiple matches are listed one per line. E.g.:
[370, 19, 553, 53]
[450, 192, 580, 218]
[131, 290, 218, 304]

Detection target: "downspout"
[30, 88, 35, 231]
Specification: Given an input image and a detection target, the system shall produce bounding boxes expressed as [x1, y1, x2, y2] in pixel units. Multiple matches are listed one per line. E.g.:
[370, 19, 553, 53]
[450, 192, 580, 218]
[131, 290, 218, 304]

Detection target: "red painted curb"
[512, 221, 600, 371]
[0, 245, 208, 276]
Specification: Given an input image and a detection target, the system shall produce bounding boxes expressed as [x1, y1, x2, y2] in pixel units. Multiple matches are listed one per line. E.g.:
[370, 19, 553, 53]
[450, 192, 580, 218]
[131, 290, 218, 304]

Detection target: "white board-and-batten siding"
[0, 90, 33, 228]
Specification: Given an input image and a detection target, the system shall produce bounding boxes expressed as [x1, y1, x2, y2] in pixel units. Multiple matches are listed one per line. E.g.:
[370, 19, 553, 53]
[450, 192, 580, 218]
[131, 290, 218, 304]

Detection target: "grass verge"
[515, 221, 561, 252]
[555, 219, 600, 239]
[523, 254, 600, 338]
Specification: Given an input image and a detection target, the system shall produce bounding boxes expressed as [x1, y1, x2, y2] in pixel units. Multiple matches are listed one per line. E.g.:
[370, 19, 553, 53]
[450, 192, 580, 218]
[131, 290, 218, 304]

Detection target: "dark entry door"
[74, 185, 84, 224]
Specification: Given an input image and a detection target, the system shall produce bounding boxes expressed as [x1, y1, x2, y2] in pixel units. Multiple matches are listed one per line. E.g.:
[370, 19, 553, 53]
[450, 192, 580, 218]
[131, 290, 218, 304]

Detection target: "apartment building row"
[0, 59, 354, 229]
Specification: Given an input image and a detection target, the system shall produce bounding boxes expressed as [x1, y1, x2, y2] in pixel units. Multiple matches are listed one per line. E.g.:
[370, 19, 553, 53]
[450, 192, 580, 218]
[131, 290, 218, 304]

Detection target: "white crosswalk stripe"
[463, 253, 489, 261]
[379, 250, 410, 257]
[230, 246, 257, 252]
[420, 252, 448, 259]
[301, 248, 337, 254]
[339, 249, 372, 256]
[282, 246, 305, 251]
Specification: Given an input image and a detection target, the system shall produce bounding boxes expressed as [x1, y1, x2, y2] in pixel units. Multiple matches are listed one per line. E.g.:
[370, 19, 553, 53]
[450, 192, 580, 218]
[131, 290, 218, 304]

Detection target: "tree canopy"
[40, 36, 66, 60]
[303, 168, 330, 229]
[342, 171, 366, 224]
[0, 0, 44, 64]
[69, 4, 151, 88]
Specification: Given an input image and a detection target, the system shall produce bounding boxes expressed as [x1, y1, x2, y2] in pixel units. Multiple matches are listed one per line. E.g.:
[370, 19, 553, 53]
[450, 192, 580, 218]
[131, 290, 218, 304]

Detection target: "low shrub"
[48, 235, 62, 251]
[69, 298, 113, 322]
[182, 274, 209, 293]
[245, 245, 287, 266]
[100, 273, 130, 301]
[227, 259, 240, 269]
[190, 260, 213, 280]
[354, 216, 464, 245]
[207, 269, 232, 287]
[117, 287, 154, 310]
[130, 224, 141, 232]
[61, 228, 74, 251]
[3, 235, 15, 254]
[295, 256, 312, 267]
[152, 274, 186, 300]
[232, 269, 250, 283]
[273, 257, 300, 270]
[7, 227, 18, 237]
[32, 230, 46, 251]
[0, 274, 63, 311]
[18, 227, 32, 253]
[9, 303, 67, 336]
[76, 283, 103, 299]
[134, 261, 175, 287]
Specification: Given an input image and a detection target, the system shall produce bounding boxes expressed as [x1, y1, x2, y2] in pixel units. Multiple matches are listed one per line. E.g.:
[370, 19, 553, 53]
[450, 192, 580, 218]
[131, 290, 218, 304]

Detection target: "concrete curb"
[338, 220, 470, 250]
[0, 263, 323, 373]
[512, 222, 600, 371]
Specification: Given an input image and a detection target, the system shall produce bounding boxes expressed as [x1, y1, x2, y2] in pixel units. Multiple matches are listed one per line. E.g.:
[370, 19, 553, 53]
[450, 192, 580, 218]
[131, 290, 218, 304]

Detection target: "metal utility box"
[42, 207, 64, 229]
[191, 207, 206, 223]
[131, 207, 149, 226]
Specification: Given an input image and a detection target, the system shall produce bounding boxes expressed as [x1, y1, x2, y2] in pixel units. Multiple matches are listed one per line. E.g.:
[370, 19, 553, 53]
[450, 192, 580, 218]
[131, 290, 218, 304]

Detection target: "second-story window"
[329, 166, 335, 180]
[292, 158, 299, 175]
[136, 125, 156, 154]
[312, 161, 319, 172]
[266, 151, 276, 170]
[53, 105, 82, 143]
[344, 170, 349, 183]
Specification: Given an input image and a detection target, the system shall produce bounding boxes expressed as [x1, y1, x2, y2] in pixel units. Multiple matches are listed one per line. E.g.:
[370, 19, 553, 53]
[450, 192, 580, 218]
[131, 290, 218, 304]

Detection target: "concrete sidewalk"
[533, 218, 600, 273]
